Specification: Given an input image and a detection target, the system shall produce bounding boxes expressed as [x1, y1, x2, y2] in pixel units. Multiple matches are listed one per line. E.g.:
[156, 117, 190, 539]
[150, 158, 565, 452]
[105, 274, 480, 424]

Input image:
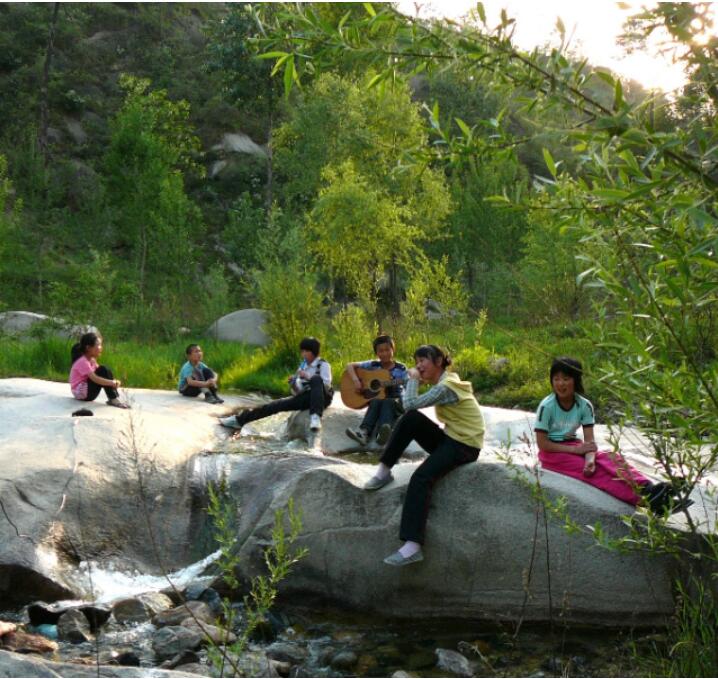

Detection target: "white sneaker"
[310, 414, 322, 431]
[218, 415, 242, 430]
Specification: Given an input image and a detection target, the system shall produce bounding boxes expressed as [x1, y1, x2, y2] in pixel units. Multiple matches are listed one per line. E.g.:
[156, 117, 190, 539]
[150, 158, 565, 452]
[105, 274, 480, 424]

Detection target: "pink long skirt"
[538, 440, 649, 505]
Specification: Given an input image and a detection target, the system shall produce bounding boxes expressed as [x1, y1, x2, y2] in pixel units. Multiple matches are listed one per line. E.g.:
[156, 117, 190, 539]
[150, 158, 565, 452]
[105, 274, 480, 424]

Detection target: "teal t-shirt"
[178, 360, 208, 391]
[534, 392, 595, 442]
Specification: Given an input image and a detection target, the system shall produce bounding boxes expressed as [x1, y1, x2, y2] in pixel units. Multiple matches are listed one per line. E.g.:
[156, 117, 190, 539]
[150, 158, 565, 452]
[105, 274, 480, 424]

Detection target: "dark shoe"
[376, 423, 392, 446]
[346, 427, 369, 446]
[383, 549, 424, 567]
[363, 473, 394, 491]
[670, 497, 694, 514]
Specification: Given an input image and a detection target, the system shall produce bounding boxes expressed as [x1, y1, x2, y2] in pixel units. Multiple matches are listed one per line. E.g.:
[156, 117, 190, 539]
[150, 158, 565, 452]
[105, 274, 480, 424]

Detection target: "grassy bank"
[0, 320, 613, 415]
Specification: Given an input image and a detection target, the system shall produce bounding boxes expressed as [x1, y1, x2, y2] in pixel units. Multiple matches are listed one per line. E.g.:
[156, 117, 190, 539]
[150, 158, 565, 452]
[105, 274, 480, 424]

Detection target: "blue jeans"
[360, 398, 402, 436]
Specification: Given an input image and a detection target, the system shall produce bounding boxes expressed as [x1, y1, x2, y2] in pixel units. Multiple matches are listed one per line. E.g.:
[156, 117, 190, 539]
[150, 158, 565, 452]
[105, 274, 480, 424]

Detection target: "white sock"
[374, 462, 391, 480]
[200, 387, 209, 394]
[399, 541, 421, 558]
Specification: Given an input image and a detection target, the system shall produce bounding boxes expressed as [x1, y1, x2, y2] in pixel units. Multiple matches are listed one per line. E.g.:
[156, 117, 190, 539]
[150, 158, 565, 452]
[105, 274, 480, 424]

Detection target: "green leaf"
[542, 148, 557, 177]
[256, 51, 289, 60]
[366, 72, 385, 89]
[595, 70, 615, 87]
[614, 78, 624, 110]
[363, 2, 376, 17]
[283, 55, 296, 98]
[475, 2, 486, 24]
[455, 117, 472, 138]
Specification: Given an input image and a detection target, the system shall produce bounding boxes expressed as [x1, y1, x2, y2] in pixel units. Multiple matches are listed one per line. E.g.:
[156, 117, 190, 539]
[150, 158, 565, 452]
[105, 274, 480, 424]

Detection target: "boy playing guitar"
[344, 334, 407, 446]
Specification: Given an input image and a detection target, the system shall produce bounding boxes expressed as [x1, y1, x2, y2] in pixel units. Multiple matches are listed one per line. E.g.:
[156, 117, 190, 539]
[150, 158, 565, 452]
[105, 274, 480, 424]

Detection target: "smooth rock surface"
[1, 378, 714, 628]
[206, 308, 270, 346]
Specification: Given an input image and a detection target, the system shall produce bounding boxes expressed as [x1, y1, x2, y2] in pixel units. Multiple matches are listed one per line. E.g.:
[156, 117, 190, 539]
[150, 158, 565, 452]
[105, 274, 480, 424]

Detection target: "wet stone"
[435, 647, 473, 677]
[152, 625, 203, 660]
[266, 640, 308, 664]
[57, 608, 92, 643]
[317, 646, 336, 666]
[27, 602, 111, 631]
[330, 650, 358, 670]
[112, 592, 173, 625]
[159, 649, 200, 669]
[180, 617, 237, 644]
[175, 662, 211, 676]
[153, 600, 214, 627]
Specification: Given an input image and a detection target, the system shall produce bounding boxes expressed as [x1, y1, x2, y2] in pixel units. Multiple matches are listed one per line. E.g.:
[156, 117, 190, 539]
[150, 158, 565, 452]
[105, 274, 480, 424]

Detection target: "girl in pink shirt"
[69, 333, 129, 408]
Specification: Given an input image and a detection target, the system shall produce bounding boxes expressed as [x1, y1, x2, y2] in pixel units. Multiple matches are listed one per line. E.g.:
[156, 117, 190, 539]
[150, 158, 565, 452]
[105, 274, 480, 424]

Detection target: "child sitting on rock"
[345, 334, 407, 446]
[178, 344, 224, 404]
[69, 332, 130, 409]
[535, 356, 691, 514]
[219, 337, 333, 434]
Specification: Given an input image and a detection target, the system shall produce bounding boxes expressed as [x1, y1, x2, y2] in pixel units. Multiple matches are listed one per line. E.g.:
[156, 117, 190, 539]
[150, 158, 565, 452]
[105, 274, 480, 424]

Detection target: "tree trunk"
[38, 3, 60, 166]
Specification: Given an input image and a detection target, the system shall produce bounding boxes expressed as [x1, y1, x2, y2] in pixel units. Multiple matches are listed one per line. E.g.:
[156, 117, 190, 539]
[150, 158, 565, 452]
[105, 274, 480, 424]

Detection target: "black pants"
[360, 398, 402, 435]
[180, 366, 218, 398]
[380, 409, 480, 544]
[83, 365, 119, 402]
[236, 375, 333, 427]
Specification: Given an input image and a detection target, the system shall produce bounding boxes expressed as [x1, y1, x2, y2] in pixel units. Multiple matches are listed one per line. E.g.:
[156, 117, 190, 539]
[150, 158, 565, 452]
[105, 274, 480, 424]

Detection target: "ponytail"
[70, 343, 83, 365]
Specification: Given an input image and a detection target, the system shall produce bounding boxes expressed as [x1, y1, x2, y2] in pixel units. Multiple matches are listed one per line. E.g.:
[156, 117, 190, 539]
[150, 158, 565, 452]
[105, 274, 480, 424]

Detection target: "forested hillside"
[0, 2, 658, 337]
[0, 3, 715, 415]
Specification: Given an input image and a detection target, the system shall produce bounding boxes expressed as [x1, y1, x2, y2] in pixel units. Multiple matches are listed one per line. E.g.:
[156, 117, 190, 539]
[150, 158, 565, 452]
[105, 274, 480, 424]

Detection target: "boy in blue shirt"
[178, 344, 224, 404]
[345, 334, 407, 446]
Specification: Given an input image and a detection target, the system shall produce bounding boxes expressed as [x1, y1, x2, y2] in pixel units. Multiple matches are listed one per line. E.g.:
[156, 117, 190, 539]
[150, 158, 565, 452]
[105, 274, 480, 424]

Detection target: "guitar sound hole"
[368, 379, 382, 391]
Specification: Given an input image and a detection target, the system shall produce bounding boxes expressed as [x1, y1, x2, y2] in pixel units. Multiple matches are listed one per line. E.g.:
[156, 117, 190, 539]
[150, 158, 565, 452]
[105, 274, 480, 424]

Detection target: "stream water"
[1, 424, 667, 677]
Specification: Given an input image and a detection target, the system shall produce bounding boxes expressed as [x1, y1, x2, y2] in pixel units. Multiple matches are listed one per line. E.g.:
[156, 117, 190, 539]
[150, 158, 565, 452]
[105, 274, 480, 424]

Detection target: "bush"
[325, 303, 378, 373]
[256, 264, 327, 356]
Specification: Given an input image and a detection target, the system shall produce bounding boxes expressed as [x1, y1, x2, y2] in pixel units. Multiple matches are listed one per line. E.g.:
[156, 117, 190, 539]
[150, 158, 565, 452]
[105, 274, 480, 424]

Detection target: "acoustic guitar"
[340, 367, 405, 410]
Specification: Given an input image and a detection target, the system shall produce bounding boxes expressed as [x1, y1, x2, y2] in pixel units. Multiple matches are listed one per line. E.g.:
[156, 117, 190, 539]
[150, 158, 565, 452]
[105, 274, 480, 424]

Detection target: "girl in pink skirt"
[534, 357, 686, 512]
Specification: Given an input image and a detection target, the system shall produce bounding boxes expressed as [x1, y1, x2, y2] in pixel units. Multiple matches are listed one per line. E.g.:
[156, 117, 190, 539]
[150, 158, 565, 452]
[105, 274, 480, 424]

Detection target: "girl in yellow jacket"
[364, 344, 484, 567]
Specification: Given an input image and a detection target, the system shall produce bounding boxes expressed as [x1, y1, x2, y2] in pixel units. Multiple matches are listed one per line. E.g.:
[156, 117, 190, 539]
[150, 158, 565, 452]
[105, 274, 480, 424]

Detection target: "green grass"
[0, 319, 618, 411]
[0, 336, 294, 396]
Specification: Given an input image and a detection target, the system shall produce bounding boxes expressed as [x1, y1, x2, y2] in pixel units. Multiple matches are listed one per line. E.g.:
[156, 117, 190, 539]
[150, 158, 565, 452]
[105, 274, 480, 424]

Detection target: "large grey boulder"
[0, 378, 713, 628]
[206, 308, 270, 346]
[0, 378, 257, 606]
[0, 311, 96, 341]
[214, 450, 676, 627]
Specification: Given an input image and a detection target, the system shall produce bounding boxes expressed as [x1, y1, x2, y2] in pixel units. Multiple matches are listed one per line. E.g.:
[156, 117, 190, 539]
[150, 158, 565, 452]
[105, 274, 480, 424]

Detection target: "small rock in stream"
[152, 625, 203, 660]
[435, 647, 473, 677]
[330, 650, 358, 670]
[112, 592, 173, 624]
[153, 600, 215, 627]
[266, 640, 308, 664]
[160, 649, 200, 669]
[57, 608, 92, 643]
[27, 601, 111, 631]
